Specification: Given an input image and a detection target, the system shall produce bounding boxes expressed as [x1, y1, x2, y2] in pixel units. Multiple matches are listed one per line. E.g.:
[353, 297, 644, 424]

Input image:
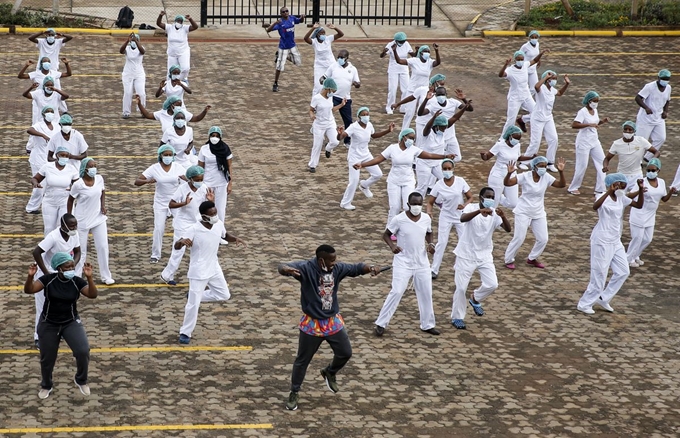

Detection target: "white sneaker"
[386, 108, 394, 115]
[74, 378, 90, 396]
[547, 164, 558, 173]
[577, 305, 595, 315]
[596, 299, 614, 313]
[518, 163, 529, 171]
[38, 388, 52, 399]
[629, 261, 640, 268]
[635, 258, 644, 266]
[102, 278, 115, 285]
[359, 183, 373, 198]
[340, 203, 356, 210]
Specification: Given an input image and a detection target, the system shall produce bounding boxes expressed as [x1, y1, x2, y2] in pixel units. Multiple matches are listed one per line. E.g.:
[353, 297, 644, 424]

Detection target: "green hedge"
[518, 0, 680, 30]
[0, 4, 87, 27]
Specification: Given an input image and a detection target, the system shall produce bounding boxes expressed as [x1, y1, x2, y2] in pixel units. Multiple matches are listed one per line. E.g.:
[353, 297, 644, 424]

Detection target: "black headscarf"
[209, 136, 231, 181]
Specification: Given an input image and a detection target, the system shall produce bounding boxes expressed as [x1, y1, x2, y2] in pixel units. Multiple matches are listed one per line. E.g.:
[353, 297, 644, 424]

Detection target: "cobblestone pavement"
[0, 35, 679, 437]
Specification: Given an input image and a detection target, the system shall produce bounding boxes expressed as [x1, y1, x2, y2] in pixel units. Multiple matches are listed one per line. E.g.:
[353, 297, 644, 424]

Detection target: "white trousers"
[152, 206, 170, 259]
[568, 145, 606, 193]
[42, 202, 67, 236]
[167, 51, 191, 81]
[451, 256, 498, 320]
[309, 124, 339, 169]
[75, 222, 111, 280]
[488, 170, 519, 208]
[414, 121, 426, 151]
[386, 71, 410, 112]
[528, 71, 538, 97]
[415, 160, 443, 196]
[400, 90, 417, 132]
[431, 216, 464, 275]
[525, 117, 558, 163]
[626, 223, 654, 263]
[26, 161, 44, 212]
[375, 267, 436, 330]
[386, 181, 415, 228]
[340, 162, 383, 206]
[636, 120, 666, 161]
[312, 65, 327, 97]
[578, 241, 630, 308]
[671, 164, 680, 190]
[179, 270, 231, 337]
[122, 73, 146, 116]
[446, 136, 462, 162]
[212, 184, 228, 222]
[162, 228, 187, 282]
[502, 96, 534, 137]
[504, 214, 548, 264]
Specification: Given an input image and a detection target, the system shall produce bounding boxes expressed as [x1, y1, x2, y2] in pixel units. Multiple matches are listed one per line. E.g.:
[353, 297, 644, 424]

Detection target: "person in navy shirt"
[264, 7, 305, 92]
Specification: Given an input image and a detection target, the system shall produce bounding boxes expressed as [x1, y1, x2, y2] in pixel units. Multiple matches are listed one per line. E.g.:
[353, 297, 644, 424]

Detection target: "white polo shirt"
[324, 62, 360, 100]
[608, 136, 652, 176]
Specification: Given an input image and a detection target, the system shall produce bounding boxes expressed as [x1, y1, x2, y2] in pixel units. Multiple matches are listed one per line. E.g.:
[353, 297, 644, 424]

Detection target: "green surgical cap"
[648, 158, 661, 169]
[43, 75, 54, 85]
[50, 252, 74, 271]
[209, 126, 222, 136]
[173, 109, 187, 119]
[582, 91, 599, 106]
[185, 165, 204, 179]
[322, 77, 337, 90]
[59, 114, 73, 125]
[394, 32, 407, 41]
[163, 96, 181, 110]
[541, 70, 556, 79]
[605, 173, 627, 188]
[433, 116, 448, 126]
[356, 106, 370, 118]
[311, 27, 324, 39]
[399, 128, 415, 142]
[429, 74, 446, 85]
[168, 64, 181, 77]
[79, 157, 94, 178]
[175, 15, 185, 22]
[503, 125, 522, 140]
[157, 144, 175, 160]
[528, 30, 540, 38]
[41, 105, 54, 114]
[46, 28, 56, 34]
[55, 145, 70, 155]
[514, 50, 525, 59]
[418, 45, 430, 56]
[531, 156, 548, 168]
[441, 158, 455, 167]
[659, 69, 671, 79]
[622, 121, 637, 132]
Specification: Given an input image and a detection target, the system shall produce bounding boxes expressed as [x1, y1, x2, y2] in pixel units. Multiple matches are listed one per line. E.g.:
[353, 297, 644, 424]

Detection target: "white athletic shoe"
[635, 258, 644, 266]
[629, 261, 640, 268]
[577, 305, 595, 315]
[38, 388, 52, 399]
[596, 299, 614, 313]
[102, 278, 115, 285]
[340, 203, 356, 211]
[74, 378, 91, 396]
[359, 183, 373, 198]
[547, 164, 558, 173]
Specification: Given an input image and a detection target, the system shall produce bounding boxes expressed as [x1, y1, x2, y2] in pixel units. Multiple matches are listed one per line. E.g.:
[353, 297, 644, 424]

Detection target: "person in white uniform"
[120, 33, 146, 119]
[135, 145, 187, 263]
[503, 156, 566, 270]
[567, 91, 609, 196]
[156, 12, 198, 81]
[480, 126, 534, 208]
[18, 57, 71, 90]
[155, 65, 192, 103]
[23, 76, 68, 125]
[421, 86, 473, 162]
[635, 69, 671, 162]
[375, 192, 440, 337]
[26, 106, 59, 214]
[334, 107, 394, 210]
[177, 201, 245, 344]
[161, 166, 214, 285]
[137, 95, 209, 135]
[391, 44, 441, 131]
[356, 129, 454, 236]
[626, 158, 676, 267]
[321, 49, 361, 145]
[31, 146, 79, 235]
[28, 28, 72, 70]
[450, 187, 511, 330]
[30, 213, 81, 347]
[161, 111, 196, 170]
[308, 78, 344, 172]
[425, 159, 472, 279]
[392, 74, 447, 148]
[519, 31, 541, 96]
[198, 127, 233, 222]
[380, 32, 413, 114]
[304, 23, 344, 97]
[67, 158, 114, 285]
[602, 121, 658, 190]
[46, 114, 88, 169]
[520, 70, 570, 172]
[498, 49, 547, 137]
[577, 174, 644, 315]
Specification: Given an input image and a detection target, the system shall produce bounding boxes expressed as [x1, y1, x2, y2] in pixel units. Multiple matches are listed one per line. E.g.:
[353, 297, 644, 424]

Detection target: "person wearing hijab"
[198, 126, 233, 222]
[67, 158, 114, 285]
[26, 105, 59, 214]
[577, 173, 644, 315]
[156, 12, 198, 81]
[304, 23, 344, 96]
[24, 252, 97, 399]
[120, 33, 146, 119]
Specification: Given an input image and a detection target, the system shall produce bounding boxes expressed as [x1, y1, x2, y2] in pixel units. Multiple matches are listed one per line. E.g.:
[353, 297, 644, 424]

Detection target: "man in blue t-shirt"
[263, 7, 305, 92]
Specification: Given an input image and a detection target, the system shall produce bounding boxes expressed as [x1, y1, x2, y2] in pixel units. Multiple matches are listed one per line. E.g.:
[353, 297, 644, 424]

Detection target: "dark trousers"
[333, 96, 353, 144]
[37, 318, 90, 389]
[290, 328, 352, 392]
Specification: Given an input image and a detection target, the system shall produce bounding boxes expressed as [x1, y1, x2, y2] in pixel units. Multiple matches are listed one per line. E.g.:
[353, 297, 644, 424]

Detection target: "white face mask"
[421, 52, 430, 60]
[171, 74, 180, 80]
[209, 137, 220, 145]
[162, 156, 174, 165]
[130, 42, 137, 50]
[536, 167, 547, 176]
[61, 219, 77, 236]
[615, 189, 626, 198]
[46, 36, 55, 44]
[548, 79, 557, 87]
[515, 60, 524, 68]
[174, 119, 186, 128]
[174, 22, 183, 29]
[61, 125, 72, 134]
[482, 198, 495, 209]
[44, 112, 55, 122]
[623, 132, 634, 140]
[442, 170, 454, 179]
[360, 115, 370, 124]
[87, 168, 97, 177]
[409, 205, 422, 215]
[42, 62, 51, 70]
[589, 102, 598, 109]
[529, 39, 538, 46]
[202, 214, 218, 224]
[509, 138, 520, 146]
[57, 156, 69, 166]
[192, 180, 203, 188]
[436, 95, 447, 104]
[404, 138, 414, 148]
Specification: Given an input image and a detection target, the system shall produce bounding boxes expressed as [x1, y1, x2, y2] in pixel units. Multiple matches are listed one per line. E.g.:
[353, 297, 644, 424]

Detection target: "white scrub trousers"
[626, 223, 655, 263]
[578, 241, 630, 309]
[528, 71, 538, 97]
[446, 137, 462, 163]
[167, 51, 191, 81]
[386, 71, 409, 113]
[151, 206, 171, 260]
[525, 117, 558, 163]
[451, 256, 498, 321]
[400, 93, 417, 132]
[75, 222, 112, 281]
[386, 181, 415, 228]
[122, 74, 146, 116]
[162, 228, 188, 282]
[179, 270, 231, 337]
[501, 97, 534, 138]
[312, 66, 327, 97]
[431, 218, 464, 276]
[213, 184, 228, 222]
[636, 120, 666, 161]
[26, 162, 44, 213]
[415, 160, 443, 196]
[568, 144, 606, 193]
[375, 267, 436, 330]
[340, 163, 383, 207]
[488, 170, 519, 208]
[309, 124, 339, 169]
[504, 215, 548, 264]
[42, 202, 68, 236]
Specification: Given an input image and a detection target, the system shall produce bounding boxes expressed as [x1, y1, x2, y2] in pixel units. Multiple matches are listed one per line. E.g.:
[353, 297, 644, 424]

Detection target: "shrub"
[0, 4, 86, 27]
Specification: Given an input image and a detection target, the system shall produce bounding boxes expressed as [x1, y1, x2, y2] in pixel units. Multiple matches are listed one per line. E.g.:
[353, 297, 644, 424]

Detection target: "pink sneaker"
[390, 235, 397, 241]
[527, 259, 545, 269]
[505, 263, 516, 270]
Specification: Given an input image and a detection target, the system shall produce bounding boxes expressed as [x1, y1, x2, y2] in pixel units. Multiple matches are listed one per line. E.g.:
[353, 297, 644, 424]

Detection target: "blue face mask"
[87, 168, 97, 177]
[46, 36, 55, 44]
[515, 60, 524, 68]
[442, 170, 454, 179]
[337, 57, 346, 66]
[529, 39, 538, 46]
[509, 138, 520, 146]
[404, 138, 414, 148]
[62, 270, 75, 279]
[192, 180, 203, 188]
[659, 79, 670, 87]
[435, 129, 444, 136]
[162, 156, 174, 165]
[549, 79, 557, 87]
[42, 62, 51, 70]
[57, 157, 69, 166]
[44, 87, 53, 95]
[318, 35, 326, 42]
[174, 119, 186, 128]
[130, 42, 137, 50]
[421, 52, 430, 60]
[536, 167, 547, 176]
[482, 198, 495, 209]
[647, 171, 658, 180]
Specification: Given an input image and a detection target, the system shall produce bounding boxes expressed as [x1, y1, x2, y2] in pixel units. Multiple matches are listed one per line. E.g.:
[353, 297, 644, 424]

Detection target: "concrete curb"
[483, 29, 680, 37]
[8, 26, 157, 36]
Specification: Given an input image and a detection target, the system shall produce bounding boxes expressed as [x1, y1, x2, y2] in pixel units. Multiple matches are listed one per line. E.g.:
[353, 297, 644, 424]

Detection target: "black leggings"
[290, 328, 352, 392]
[37, 319, 90, 389]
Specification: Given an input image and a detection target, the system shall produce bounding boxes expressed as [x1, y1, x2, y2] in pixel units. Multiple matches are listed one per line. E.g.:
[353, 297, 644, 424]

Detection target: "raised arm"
[417, 91, 433, 116]
[186, 15, 199, 31]
[432, 43, 441, 67]
[503, 161, 518, 186]
[391, 45, 408, 65]
[156, 11, 167, 29]
[354, 154, 386, 170]
[62, 58, 72, 77]
[557, 74, 570, 96]
[18, 60, 33, 79]
[59, 32, 73, 43]
[24, 264, 45, 294]
[135, 95, 155, 120]
[79, 263, 98, 298]
[329, 24, 343, 40]
[23, 82, 39, 99]
[190, 105, 211, 123]
[499, 58, 511, 78]
[28, 30, 44, 43]
[552, 158, 567, 188]
[422, 110, 441, 137]
[629, 179, 645, 209]
[371, 122, 395, 139]
[447, 102, 471, 127]
[530, 49, 548, 66]
[303, 24, 317, 44]
[155, 80, 166, 98]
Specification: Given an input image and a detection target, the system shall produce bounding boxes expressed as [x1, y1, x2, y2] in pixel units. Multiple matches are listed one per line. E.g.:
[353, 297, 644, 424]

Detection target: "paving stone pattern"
[0, 35, 679, 437]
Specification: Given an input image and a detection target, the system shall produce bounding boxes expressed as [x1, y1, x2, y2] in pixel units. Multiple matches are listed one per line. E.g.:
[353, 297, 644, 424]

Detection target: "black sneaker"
[325, 150, 331, 159]
[272, 83, 279, 92]
[34, 339, 40, 350]
[320, 368, 339, 393]
[374, 325, 385, 337]
[421, 327, 441, 335]
[285, 391, 299, 410]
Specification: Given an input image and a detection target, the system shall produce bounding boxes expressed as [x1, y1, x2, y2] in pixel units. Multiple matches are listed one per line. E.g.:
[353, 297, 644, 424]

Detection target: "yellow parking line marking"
[0, 155, 154, 159]
[0, 346, 252, 354]
[0, 283, 188, 291]
[0, 233, 170, 238]
[0, 423, 272, 434]
[0, 191, 153, 196]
